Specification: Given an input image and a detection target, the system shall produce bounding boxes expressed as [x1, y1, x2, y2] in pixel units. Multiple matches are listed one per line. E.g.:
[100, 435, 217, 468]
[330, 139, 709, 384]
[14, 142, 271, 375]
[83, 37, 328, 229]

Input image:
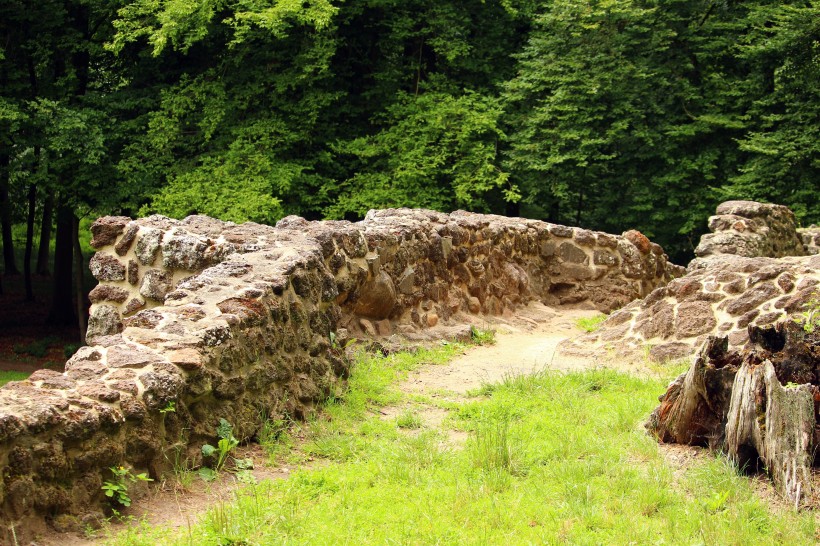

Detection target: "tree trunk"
[36, 192, 54, 276]
[0, 152, 19, 276]
[72, 214, 86, 341]
[725, 360, 814, 507]
[648, 321, 819, 507]
[24, 183, 35, 301]
[47, 204, 75, 326]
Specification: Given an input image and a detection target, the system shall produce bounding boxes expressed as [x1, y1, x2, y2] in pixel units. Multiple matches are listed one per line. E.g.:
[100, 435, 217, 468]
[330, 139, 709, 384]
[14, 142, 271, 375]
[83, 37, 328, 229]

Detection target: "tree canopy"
[2, 0, 818, 271]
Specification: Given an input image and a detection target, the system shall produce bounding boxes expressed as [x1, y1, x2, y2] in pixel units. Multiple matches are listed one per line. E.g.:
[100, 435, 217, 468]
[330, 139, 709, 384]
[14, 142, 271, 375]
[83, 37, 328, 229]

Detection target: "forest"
[1, 0, 818, 325]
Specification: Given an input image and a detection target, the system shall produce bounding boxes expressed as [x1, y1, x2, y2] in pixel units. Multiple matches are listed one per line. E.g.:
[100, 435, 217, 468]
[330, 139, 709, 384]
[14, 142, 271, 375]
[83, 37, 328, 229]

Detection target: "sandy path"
[402, 304, 612, 395]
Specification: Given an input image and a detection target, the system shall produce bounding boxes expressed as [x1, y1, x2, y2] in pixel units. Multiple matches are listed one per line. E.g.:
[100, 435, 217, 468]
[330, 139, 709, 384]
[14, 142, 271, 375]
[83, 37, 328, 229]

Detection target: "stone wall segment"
[0, 209, 680, 534]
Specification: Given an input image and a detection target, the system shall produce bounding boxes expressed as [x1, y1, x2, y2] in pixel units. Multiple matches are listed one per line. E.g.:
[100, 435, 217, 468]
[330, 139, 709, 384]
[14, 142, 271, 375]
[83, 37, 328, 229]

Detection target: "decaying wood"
[647, 336, 741, 448]
[648, 320, 819, 506]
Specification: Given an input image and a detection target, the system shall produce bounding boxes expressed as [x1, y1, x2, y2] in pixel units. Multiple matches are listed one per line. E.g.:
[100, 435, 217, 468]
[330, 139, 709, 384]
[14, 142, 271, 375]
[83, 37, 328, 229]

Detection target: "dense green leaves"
[1, 0, 818, 267]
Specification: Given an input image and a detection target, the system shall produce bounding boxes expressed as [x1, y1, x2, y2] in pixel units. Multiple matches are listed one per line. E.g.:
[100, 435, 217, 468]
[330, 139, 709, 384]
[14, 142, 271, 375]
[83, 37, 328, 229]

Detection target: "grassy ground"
[100, 343, 817, 545]
[0, 370, 30, 386]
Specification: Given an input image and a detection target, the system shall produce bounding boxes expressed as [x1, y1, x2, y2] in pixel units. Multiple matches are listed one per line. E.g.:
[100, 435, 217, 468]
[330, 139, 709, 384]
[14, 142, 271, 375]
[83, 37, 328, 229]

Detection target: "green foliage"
[576, 314, 607, 333]
[200, 418, 240, 481]
[794, 292, 820, 334]
[469, 325, 496, 346]
[328, 91, 513, 218]
[102, 466, 153, 507]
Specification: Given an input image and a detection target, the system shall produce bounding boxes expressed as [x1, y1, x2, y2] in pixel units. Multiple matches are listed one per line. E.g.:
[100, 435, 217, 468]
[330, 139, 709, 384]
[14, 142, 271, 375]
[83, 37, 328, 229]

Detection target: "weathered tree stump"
[647, 320, 820, 506]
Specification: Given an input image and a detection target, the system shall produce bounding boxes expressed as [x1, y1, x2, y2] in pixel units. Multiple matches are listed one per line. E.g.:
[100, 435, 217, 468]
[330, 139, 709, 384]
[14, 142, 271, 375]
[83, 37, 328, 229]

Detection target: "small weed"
[703, 490, 731, 513]
[158, 401, 176, 414]
[200, 418, 240, 481]
[794, 291, 820, 333]
[469, 325, 496, 345]
[101, 466, 153, 507]
[575, 313, 607, 333]
[466, 415, 522, 476]
[395, 410, 423, 429]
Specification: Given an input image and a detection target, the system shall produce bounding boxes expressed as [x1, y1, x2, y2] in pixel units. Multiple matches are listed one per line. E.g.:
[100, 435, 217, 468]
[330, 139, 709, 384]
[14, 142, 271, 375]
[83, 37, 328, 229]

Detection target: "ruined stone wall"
[567, 201, 819, 363]
[799, 226, 820, 256]
[0, 209, 680, 533]
[694, 200, 807, 261]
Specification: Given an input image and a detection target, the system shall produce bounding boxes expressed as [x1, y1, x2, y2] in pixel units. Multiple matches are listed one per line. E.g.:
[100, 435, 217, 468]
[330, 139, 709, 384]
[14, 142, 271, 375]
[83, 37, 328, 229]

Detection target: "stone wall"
[0, 209, 680, 534]
[560, 254, 820, 363]
[564, 201, 819, 363]
[694, 200, 806, 261]
[799, 225, 820, 256]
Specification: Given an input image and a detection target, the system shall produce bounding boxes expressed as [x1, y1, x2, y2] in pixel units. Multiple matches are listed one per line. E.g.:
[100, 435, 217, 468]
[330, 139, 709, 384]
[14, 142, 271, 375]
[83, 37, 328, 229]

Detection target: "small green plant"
[794, 292, 820, 333]
[395, 409, 423, 429]
[159, 400, 176, 414]
[575, 313, 607, 333]
[470, 325, 496, 345]
[200, 418, 240, 481]
[702, 490, 731, 513]
[101, 466, 152, 507]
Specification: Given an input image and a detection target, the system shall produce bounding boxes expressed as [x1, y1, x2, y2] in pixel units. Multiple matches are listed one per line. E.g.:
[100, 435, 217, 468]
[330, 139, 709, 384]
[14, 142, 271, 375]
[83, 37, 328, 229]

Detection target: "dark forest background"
[1, 0, 818, 328]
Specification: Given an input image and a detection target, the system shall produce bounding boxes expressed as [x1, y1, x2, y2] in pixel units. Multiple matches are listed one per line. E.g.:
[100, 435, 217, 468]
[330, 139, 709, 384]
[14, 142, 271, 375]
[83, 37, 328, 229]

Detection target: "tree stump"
[647, 320, 819, 506]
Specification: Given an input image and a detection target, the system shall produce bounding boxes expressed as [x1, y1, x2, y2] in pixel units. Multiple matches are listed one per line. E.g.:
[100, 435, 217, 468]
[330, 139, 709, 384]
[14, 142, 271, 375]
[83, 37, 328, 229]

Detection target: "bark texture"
[648, 320, 819, 506]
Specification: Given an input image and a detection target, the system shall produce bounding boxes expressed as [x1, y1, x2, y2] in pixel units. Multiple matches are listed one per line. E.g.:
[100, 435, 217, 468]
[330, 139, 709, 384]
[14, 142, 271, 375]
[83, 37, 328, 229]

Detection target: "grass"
[101, 348, 817, 545]
[0, 370, 30, 386]
[575, 313, 608, 333]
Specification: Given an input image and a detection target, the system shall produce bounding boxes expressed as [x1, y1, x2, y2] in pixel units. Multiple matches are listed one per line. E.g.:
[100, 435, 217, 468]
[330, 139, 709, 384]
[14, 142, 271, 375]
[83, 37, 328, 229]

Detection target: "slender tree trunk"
[47, 203, 75, 325]
[72, 215, 86, 341]
[24, 183, 35, 301]
[1, 152, 19, 275]
[36, 192, 53, 276]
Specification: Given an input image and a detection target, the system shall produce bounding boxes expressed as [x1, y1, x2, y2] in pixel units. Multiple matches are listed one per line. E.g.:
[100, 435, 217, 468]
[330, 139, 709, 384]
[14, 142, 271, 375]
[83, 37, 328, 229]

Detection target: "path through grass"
[103, 344, 817, 545]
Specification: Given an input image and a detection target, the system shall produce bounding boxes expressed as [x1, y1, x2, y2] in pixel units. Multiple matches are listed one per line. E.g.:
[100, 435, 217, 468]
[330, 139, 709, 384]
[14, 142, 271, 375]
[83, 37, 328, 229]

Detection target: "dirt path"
[33, 303, 611, 545]
[402, 304, 620, 396]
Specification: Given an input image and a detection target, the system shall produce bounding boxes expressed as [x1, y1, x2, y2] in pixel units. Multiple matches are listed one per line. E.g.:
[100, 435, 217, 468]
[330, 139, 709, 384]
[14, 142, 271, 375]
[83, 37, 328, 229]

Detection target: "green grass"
[0, 370, 30, 386]
[102, 351, 817, 545]
[576, 313, 608, 333]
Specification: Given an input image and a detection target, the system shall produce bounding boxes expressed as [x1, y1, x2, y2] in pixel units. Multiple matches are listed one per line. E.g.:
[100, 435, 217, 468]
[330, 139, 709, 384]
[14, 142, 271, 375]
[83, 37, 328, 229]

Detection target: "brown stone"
[593, 250, 618, 266]
[140, 269, 174, 302]
[107, 345, 163, 369]
[777, 273, 795, 293]
[168, 348, 204, 371]
[89, 253, 126, 281]
[675, 301, 717, 338]
[724, 282, 779, 315]
[88, 285, 129, 304]
[548, 224, 573, 238]
[635, 301, 674, 340]
[649, 342, 693, 363]
[86, 304, 122, 343]
[78, 382, 121, 403]
[127, 259, 139, 285]
[90, 216, 131, 248]
[624, 230, 651, 254]
[115, 223, 140, 256]
[426, 313, 439, 327]
[352, 271, 396, 320]
[123, 297, 146, 315]
[558, 242, 589, 265]
[574, 229, 596, 246]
